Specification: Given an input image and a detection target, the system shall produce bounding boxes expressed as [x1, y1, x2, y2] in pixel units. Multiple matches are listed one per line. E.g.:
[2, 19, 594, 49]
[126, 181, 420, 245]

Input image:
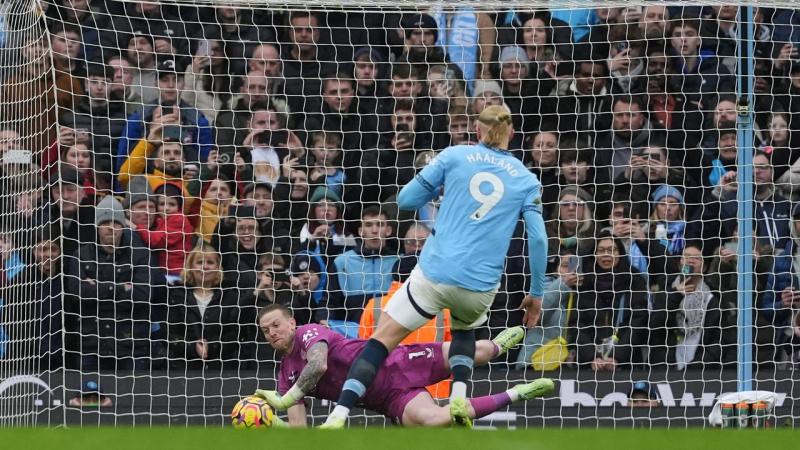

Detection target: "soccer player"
[254, 304, 553, 426]
[321, 105, 549, 428]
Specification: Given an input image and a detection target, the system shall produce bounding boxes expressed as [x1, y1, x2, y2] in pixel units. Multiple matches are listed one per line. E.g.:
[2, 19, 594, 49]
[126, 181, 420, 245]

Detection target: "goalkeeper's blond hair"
[475, 105, 514, 149]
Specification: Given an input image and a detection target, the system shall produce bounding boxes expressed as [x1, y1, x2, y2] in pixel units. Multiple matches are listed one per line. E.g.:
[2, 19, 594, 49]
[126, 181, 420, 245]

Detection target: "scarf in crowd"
[610, 60, 645, 94]
[673, 277, 713, 370]
[658, 220, 686, 255]
[627, 240, 648, 276]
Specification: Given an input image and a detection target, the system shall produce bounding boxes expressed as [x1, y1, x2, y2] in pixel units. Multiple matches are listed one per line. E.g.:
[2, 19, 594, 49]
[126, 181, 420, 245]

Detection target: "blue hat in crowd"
[499, 46, 530, 64]
[651, 185, 684, 205]
[81, 379, 102, 394]
[630, 380, 659, 400]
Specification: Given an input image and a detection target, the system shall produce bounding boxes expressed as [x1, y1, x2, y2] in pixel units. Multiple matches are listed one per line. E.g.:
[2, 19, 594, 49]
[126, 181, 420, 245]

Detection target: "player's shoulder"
[296, 323, 328, 339]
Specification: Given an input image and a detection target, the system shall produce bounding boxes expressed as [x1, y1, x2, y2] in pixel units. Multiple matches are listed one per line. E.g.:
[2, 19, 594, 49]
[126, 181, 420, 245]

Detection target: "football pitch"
[1, 427, 795, 450]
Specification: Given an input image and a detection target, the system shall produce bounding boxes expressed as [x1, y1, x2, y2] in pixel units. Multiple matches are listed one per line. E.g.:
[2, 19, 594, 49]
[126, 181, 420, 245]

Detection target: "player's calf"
[448, 329, 476, 400]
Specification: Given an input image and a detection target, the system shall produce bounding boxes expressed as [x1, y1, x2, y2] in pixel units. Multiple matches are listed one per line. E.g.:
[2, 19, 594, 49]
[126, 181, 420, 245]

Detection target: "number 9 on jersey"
[469, 172, 505, 220]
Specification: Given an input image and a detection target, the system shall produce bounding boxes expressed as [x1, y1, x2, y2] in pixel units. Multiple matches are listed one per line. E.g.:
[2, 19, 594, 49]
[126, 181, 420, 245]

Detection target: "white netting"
[0, 0, 798, 428]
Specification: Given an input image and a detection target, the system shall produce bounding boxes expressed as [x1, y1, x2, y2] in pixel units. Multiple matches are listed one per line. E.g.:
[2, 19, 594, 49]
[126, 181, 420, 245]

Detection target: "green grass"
[1, 428, 796, 450]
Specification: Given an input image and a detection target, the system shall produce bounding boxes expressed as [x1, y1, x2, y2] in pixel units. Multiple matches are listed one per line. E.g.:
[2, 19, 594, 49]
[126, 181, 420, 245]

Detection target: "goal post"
[0, 0, 797, 427]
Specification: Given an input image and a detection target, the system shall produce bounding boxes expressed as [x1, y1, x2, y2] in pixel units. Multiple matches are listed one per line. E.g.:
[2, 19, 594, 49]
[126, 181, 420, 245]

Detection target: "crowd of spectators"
[1, 1, 800, 374]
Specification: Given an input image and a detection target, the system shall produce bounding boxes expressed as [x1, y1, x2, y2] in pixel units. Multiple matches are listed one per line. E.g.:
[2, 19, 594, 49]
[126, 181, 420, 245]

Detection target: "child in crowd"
[134, 182, 194, 283]
[307, 130, 346, 198]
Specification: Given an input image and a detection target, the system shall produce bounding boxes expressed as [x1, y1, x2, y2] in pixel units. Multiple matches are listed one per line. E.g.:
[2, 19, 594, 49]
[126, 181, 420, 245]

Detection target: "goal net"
[0, 0, 798, 427]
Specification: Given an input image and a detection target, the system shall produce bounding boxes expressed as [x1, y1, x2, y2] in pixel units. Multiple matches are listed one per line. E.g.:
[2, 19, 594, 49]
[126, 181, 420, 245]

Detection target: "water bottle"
[751, 401, 768, 429]
[720, 403, 734, 429]
[736, 402, 750, 428]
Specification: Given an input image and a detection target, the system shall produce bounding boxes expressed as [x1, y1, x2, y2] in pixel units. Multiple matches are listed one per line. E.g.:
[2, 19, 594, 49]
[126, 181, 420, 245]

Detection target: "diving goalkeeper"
[253, 304, 553, 427]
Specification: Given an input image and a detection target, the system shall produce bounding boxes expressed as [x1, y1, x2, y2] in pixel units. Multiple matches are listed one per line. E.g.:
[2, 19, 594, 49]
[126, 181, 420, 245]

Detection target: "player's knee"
[372, 316, 412, 349]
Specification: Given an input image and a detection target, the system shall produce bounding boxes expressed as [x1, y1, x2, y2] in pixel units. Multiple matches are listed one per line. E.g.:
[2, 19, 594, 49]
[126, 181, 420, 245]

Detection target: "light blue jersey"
[397, 143, 548, 297]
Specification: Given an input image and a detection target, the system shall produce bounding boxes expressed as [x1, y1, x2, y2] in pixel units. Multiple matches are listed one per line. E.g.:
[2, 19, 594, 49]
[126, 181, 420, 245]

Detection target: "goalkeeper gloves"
[254, 386, 304, 410]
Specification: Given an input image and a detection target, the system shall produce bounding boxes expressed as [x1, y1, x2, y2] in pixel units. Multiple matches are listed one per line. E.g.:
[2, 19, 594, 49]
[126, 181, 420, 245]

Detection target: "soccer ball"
[231, 396, 275, 429]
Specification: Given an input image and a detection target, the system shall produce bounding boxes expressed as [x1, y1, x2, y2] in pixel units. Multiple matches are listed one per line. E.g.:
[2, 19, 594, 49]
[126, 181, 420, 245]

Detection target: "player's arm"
[255, 341, 329, 410]
[286, 403, 309, 427]
[294, 341, 329, 392]
[520, 191, 548, 327]
[397, 150, 448, 211]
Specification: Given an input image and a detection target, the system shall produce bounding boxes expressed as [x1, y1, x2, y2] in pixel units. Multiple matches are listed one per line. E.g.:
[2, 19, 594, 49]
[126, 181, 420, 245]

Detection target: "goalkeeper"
[254, 304, 553, 427]
[323, 105, 549, 428]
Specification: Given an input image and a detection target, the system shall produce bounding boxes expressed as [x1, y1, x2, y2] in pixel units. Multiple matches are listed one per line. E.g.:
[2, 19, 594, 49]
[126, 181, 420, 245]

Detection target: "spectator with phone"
[657, 243, 734, 369]
[286, 252, 329, 326]
[118, 121, 195, 210]
[298, 186, 356, 260]
[594, 96, 654, 201]
[181, 37, 236, 125]
[214, 72, 287, 178]
[234, 106, 296, 189]
[605, 198, 680, 291]
[251, 253, 293, 363]
[117, 58, 212, 173]
[427, 64, 468, 109]
[717, 151, 795, 363]
[239, 182, 291, 254]
[606, 25, 646, 94]
[617, 137, 691, 211]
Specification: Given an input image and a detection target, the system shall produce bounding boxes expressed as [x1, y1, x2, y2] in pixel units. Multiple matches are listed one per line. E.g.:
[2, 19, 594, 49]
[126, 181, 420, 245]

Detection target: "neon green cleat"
[512, 378, 555, 401]
[449, 397, 473, 428]
[317, 415, 346, 430]
[492, 326, 525, 356]
[271, 416, 289, 429]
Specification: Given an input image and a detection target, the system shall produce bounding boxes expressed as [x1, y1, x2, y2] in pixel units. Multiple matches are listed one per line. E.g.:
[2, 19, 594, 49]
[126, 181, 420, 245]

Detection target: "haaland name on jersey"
[465, 151, 521, 177]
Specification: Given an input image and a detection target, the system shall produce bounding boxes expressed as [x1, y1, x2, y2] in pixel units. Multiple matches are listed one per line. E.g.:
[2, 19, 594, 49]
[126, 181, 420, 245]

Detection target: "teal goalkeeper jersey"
[397, 143, 548, 296]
